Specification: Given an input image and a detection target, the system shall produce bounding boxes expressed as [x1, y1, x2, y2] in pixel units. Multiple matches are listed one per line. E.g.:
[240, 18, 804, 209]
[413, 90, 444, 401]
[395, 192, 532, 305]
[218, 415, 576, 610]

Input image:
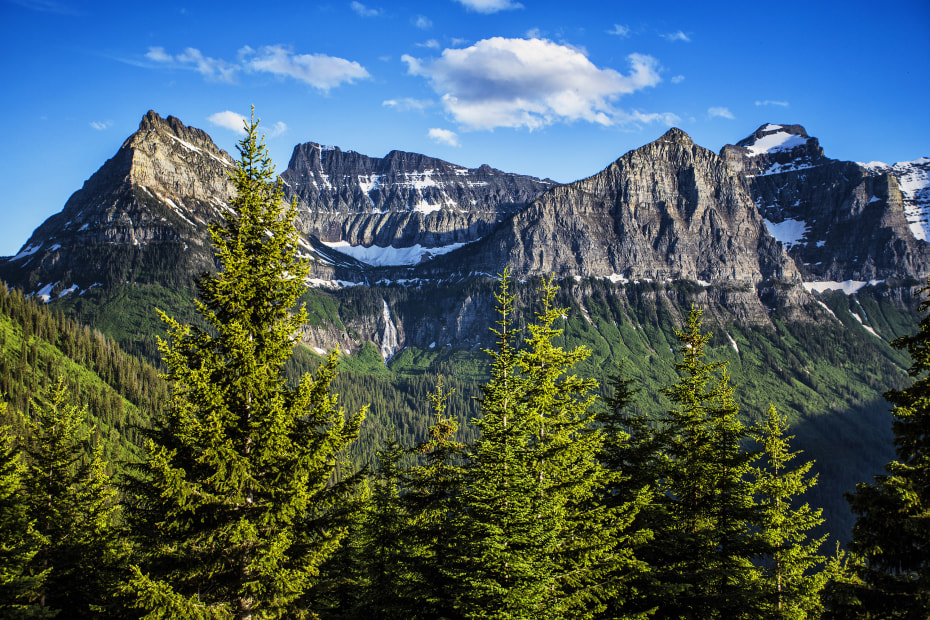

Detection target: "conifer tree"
[844, 283, 930, 618]
[20, 380, 121, 617]
[359, 438, 412, 619]
[751, 405, 831, 619]
[593, 361, 656, 619]
[647, 305, 760, 619]
[456, 273, 644, 619]
[401, 379, 465, 620]
[518, 277, 644, 617]
[0, 403, 48, 618]
[124, 110, 365, 619]
[456, 269, 556, 620]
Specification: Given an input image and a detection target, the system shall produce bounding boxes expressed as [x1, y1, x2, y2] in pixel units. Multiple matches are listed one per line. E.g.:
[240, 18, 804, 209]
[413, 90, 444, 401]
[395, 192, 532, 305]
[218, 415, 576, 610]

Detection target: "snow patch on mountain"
[860, 157, 930, 241]
[802, 280, 884, 294]
[11, 243, 42, 261]
[322, 240, 468, 266]
[744, 129, 810, 156]
[764, 218, 808, 248]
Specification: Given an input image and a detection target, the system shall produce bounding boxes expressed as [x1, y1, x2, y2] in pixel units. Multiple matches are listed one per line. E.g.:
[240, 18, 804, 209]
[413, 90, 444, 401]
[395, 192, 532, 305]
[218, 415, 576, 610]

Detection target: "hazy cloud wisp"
[454, 0, 523, 14]
[428, 128, 460, 146]
[144, 45, 370, 91]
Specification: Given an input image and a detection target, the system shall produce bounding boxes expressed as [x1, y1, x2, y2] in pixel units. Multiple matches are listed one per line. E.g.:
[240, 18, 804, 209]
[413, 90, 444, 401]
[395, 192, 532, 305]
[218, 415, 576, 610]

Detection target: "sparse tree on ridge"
[124, 109, 365, 619]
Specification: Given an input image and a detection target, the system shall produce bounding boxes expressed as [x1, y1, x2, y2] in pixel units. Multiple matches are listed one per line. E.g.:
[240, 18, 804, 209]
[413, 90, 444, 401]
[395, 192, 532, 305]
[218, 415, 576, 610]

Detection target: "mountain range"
[1, 110, 927, 538]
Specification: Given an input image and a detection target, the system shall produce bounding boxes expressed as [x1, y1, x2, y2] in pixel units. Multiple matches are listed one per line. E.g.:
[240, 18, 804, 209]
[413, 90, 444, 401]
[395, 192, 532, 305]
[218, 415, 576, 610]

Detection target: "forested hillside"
[0, 282, 166, 466]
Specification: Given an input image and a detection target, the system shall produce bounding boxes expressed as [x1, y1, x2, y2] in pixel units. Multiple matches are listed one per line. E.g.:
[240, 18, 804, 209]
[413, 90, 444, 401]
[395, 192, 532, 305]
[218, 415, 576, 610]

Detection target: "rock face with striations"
[0, 112, 348, 299]
[419, 128, 800, 289]
[0, 111, 239, 297]
[721, 123, 930, 282]
[280, 142, 554, 255]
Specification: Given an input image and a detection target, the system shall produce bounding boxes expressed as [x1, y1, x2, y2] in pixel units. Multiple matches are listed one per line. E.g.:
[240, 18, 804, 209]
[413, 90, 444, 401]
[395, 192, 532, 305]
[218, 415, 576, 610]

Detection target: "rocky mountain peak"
[280, 140, 553, 259]
[656, 127, 694, 146]
[732, 123, 822, 160]
[721, 124, 930, 282]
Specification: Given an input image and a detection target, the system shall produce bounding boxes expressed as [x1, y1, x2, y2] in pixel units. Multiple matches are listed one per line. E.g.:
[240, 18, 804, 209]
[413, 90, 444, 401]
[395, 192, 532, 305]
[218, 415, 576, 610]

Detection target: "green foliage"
[20, 380, 123, 617]
[399, 379, 466, 619]
[456, 268, 554, 619]
[0, 404, 49, 618]
[844, 282, 930, 618]
[751, 406, 832, 619]
[643, 305, 761, 619]
[454, 272, 646, 619]
[124, 111, 365, 618]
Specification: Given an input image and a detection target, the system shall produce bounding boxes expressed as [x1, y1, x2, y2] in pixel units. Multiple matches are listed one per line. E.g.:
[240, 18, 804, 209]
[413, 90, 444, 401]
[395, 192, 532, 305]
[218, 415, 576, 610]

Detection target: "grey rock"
[722, 123, 930, 282]
[281, 142, 554, 253]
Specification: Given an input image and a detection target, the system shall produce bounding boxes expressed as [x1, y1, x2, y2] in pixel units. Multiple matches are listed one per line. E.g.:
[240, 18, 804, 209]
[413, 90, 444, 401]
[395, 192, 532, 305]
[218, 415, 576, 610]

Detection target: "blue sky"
[1, 0, 928, 256]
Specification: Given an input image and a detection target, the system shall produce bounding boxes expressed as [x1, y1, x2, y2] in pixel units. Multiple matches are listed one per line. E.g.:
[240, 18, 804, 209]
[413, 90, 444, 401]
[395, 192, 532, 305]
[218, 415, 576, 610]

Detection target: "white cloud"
[208, 112, 286, 137]
[671, 74, 685, 84]
[661, 30, 691, 42]
[417, 39, 440, 49]
[90, 120, 112, 131]
[145, 46, 173, 63]
[144, 46, 238, 82]
[622, 110, 682, 126]
[403, 38, 666, 131]
[242, 45, 370, 91]
[454, 0, 523, 13]
[428, 128, 460, 146]
[350, 1, 381, 17]
[142, 45, 369, 91]
[414, 15, 432, 29]
[755, 100, 790, 107]
[525, 27, 544, 39]
[383, 98, 433, 111]
[176, 47, 239, 82]
[708, 106, 735, 119]
[607, 24, 630, 37]
[208, 111, 248, 134]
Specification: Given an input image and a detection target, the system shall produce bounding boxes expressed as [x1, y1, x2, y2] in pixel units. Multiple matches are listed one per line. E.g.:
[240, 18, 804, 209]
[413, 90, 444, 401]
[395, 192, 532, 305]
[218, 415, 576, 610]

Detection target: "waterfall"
[380, 299, 399, 361]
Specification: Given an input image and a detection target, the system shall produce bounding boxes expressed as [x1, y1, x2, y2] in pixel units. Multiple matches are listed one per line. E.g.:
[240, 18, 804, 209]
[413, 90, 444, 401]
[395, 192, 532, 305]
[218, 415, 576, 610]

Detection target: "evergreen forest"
[0, 114, 927, 619]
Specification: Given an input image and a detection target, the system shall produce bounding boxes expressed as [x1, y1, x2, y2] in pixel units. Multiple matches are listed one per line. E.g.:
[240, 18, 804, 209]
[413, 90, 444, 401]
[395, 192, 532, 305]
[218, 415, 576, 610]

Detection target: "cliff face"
[722, 123, 930, 283]
[280, 142, 554, 254]
[0, 112, 345, 298]
[419, 128, 799, 285]
[0, 111, 237, 295]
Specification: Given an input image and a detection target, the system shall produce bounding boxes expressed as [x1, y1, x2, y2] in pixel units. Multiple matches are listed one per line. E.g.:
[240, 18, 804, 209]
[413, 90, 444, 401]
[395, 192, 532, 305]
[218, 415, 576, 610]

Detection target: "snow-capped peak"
[743, 127, 811, 157]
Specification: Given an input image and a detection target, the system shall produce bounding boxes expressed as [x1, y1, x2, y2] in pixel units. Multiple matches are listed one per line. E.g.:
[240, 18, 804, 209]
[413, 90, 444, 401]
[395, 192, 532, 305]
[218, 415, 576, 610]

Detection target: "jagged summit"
[280, 139, 553, 258]
[0, 111, 240, 297]
[721, 124, 930, 282]
[416, 125, 800, 299]
[656, 127, 694, 145]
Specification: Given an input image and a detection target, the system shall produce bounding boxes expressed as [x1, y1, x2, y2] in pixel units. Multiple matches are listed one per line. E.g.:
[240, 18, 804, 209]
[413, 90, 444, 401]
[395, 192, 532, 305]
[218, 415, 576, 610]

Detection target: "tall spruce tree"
[647, 305, 760, 619]
[401, 379, 465, 620]
[20, 380, 122, 617]
[358, 438, 412, 619]
[593, 361, 656, 619]
[456, 273, 644, 619]
[844, 283, 930, 618]
[124, 110, 365, 619]
[0, 403, 48, 618]
[751, 405, 831, 619]
[518, 277, 644, 618]
[457, 268, 554, 620]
